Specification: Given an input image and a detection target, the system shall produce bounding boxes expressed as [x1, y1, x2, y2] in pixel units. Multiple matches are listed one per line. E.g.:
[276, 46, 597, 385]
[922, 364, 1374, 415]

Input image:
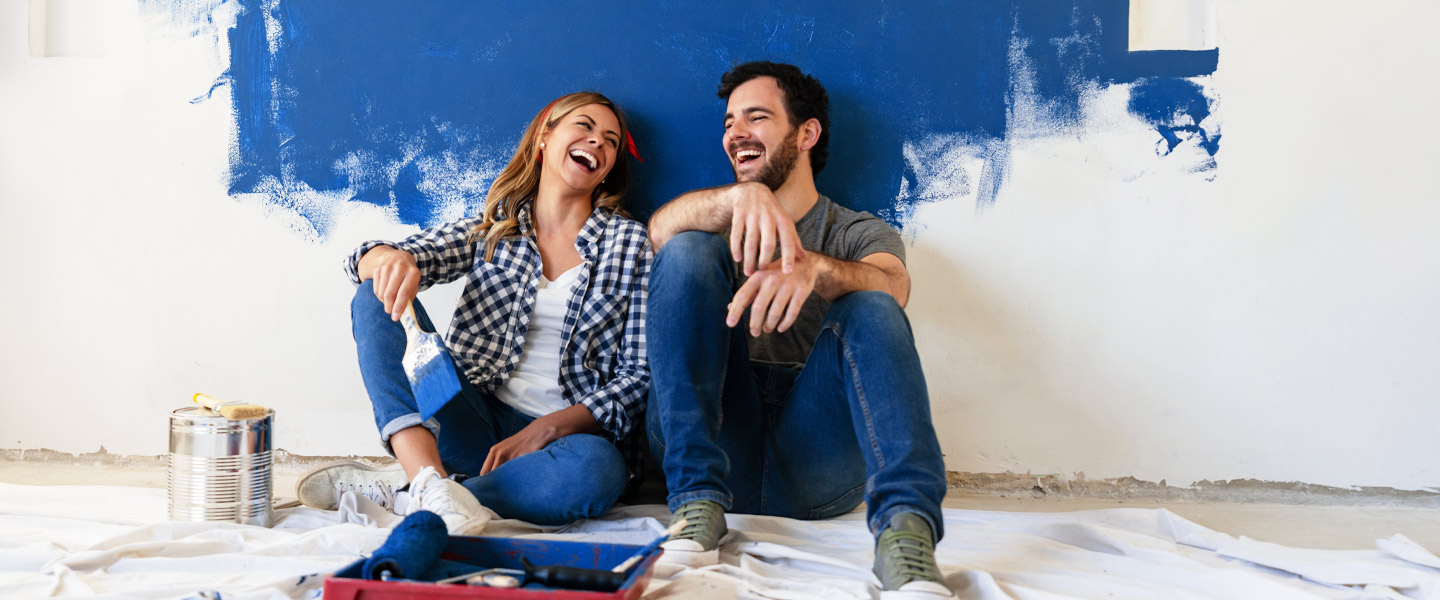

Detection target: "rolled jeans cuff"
[666, 488, 732, 514]
[871, 505, 942, 542]
[378, 413, 441, 457]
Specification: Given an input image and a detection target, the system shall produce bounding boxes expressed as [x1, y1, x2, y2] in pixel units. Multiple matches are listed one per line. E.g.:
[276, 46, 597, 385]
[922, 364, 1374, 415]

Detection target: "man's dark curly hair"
[717, 61, 831, 175]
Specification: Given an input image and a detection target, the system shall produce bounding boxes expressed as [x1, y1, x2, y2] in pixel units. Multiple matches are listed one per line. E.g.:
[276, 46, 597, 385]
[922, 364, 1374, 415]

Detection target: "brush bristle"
[218, 403, 269, 420]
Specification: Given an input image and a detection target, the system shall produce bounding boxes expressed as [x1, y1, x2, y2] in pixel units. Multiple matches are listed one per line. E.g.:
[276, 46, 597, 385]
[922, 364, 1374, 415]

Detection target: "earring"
[540, 142, 546, 149]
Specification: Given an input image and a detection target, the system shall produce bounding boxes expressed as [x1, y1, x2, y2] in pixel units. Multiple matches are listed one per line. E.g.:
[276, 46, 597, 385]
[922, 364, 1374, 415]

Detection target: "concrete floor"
[2, 459, 1437, 553]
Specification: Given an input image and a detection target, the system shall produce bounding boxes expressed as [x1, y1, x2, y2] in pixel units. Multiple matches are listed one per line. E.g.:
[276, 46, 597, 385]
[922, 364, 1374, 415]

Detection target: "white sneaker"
[393, 466, 492, 534]
[295, 460, 407, 511]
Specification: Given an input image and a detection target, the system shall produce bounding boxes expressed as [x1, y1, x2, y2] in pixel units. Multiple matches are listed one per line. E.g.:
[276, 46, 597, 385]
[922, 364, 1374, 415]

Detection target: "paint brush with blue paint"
[611, 518, 687, 574]
[400, 304, 463, 420]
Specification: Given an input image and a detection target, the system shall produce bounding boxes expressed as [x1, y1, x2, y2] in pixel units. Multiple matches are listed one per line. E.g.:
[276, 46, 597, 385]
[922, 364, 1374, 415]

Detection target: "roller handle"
[521, 557, 627, 592]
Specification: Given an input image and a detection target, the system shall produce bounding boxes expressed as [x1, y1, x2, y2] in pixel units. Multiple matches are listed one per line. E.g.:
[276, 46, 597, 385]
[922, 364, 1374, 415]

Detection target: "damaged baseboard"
[0, 447, 394, 473]
[948, 471, 1440, 507]
[5, 448, 1435, 508]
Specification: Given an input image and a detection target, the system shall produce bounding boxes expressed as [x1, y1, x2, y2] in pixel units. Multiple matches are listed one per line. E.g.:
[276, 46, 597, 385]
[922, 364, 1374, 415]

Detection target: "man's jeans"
[351, 281, 628, 525]
[646, 232, 948, 539]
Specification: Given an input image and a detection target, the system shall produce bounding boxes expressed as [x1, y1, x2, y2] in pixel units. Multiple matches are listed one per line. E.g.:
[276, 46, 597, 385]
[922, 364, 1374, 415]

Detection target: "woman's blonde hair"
[469, 91, 633, 261]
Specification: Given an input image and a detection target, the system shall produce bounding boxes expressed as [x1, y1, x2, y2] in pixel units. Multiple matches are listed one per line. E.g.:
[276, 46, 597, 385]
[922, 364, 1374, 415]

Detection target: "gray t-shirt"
[746, 194, 906, 368]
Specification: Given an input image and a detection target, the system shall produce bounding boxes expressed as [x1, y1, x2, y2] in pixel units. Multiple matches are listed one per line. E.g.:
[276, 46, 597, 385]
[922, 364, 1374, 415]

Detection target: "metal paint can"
[167, 406, 274, 527]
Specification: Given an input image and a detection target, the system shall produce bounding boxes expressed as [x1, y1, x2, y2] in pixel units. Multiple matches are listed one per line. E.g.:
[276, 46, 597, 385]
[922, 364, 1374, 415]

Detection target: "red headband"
[625, 131, 643, 163]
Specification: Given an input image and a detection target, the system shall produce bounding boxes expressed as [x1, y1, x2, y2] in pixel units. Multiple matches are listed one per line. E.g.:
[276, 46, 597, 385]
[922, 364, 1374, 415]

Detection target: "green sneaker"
[659, 500, 728, 566]
[874, 512, 953, 598]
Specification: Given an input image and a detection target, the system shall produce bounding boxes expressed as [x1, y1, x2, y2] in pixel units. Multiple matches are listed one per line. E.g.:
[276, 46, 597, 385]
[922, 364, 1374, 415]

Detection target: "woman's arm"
[571, 228, 651, 441]
[344, 216, 485, 318]
[479, 403, 602, 475]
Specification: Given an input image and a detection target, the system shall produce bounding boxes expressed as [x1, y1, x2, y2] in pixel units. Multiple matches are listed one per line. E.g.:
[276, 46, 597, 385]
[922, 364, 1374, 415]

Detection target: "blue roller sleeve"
[363, 510, 449, 580]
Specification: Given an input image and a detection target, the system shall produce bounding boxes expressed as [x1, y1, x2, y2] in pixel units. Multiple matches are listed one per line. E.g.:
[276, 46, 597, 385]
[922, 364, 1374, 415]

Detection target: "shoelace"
[407, 469, 457, 515]
[672, 504, 718, 541]
[336, 480, 396, 509]
[881, 530, 942, 584]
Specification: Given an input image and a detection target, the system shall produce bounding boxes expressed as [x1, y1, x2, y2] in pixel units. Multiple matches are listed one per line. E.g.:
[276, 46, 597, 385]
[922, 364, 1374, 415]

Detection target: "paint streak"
[1128, 77, 1221, 159]
[187, 0, 1220, 235]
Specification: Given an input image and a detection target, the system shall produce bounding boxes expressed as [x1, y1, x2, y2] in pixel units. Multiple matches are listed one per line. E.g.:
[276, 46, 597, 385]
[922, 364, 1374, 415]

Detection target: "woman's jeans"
[351, 280, 627, 525]
[645, 232, 948, 539]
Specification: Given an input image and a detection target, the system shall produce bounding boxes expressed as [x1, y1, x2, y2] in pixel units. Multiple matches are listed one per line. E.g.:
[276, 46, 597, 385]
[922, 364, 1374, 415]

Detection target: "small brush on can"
[193, 393, 270, 420]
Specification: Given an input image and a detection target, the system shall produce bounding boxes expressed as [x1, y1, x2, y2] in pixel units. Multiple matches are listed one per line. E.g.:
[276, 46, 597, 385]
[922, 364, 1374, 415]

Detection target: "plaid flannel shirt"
[345, 205, 651, 477]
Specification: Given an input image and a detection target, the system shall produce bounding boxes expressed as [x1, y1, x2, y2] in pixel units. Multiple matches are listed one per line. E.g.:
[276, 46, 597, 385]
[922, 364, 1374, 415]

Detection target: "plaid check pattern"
[345, 204, 651, 478]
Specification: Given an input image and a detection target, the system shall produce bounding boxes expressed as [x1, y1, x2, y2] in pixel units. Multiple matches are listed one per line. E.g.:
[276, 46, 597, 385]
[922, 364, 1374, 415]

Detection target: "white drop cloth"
[1, 482, 1437, 599]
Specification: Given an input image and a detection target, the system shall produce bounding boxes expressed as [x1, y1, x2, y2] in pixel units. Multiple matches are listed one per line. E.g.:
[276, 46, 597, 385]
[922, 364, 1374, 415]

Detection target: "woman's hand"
[480, 418, 559, 475]
[480, 404, 602, 475]
[358, 245, 420, 321]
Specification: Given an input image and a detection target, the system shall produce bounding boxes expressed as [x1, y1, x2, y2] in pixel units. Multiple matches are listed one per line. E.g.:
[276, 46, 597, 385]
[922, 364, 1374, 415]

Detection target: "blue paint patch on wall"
[214, 0, 1219, 235]
[1129, 78, 1221, 158]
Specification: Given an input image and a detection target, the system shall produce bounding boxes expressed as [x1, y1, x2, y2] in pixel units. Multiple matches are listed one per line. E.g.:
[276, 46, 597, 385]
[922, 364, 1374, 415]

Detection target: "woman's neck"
[531, 184, 591, 239]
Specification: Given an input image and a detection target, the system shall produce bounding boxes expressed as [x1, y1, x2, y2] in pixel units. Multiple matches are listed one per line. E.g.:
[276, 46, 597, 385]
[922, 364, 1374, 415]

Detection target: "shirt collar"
[514, 202, 611, 263]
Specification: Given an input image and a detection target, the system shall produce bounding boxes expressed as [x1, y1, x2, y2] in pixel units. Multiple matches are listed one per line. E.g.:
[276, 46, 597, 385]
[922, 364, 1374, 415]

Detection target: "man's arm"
[647, 185, 734, 250]
[649, 182, 803, 275]
[815, 251, 910, 307]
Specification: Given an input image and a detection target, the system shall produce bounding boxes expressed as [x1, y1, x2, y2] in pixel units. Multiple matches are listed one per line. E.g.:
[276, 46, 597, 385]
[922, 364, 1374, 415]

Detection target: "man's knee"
[827, 291, 906, 327]
[653, 231, 729, 276]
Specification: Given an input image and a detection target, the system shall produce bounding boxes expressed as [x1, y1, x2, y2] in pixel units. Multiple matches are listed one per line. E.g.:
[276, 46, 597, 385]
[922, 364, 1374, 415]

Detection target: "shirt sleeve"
[573, 225, 651, 440]
[343, 216, 486, 289]
[839, 211, 907, 265]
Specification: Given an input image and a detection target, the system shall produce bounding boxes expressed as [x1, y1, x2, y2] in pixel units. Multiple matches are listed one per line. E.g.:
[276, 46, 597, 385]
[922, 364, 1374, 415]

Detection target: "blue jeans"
[645, 232, 948, 539]
[350, 281, 628, 525]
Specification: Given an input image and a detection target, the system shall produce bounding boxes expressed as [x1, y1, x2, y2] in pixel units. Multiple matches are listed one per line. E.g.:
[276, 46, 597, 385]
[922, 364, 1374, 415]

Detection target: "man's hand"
[359, 246, 420, 321]
[727, 252, 821, 337]
[726, 182, 805, 276]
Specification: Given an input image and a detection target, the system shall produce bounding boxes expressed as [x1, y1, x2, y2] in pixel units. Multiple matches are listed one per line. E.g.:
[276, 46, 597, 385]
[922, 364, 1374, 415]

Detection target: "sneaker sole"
[880, 586, 956, 600]
[295, 459, 405, 510]
[657, 547, 720, 568]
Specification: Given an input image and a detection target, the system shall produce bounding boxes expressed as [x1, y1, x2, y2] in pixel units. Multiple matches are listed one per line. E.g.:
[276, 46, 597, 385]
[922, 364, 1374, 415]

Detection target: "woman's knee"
[351, 280, 387, 318]
[553, 434, 628, 510]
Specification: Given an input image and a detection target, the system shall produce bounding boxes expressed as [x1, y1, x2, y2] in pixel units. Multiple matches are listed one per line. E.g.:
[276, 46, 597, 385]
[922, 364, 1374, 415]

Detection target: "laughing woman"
[298, 92, 649, 532]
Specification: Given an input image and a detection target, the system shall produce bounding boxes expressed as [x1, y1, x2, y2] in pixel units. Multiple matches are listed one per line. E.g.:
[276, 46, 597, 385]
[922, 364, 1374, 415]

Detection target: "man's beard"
[734, 129, 800, 191]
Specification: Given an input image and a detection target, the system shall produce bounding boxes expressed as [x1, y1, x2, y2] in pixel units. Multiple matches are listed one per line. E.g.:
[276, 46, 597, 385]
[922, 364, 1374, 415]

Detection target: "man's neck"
[770, 168, 821, 223]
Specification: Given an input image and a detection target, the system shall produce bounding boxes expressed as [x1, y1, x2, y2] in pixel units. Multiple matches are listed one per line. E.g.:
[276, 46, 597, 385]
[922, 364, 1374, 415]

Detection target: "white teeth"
[569, 149, 597, 170]
[736, 149, 761, 159]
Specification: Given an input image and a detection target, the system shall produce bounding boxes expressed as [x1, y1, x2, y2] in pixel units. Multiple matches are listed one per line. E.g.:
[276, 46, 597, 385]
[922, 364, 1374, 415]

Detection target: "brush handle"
[399, 303, 425, 341]
[611, 519, 688, 573]
[192, 393, 268, 419]
[522, 557, 626, 592]
[192, 393, 226, 410]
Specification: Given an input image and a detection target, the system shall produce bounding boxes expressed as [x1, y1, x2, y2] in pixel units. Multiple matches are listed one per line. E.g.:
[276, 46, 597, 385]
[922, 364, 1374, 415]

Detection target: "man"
[646, 61, 953, 597]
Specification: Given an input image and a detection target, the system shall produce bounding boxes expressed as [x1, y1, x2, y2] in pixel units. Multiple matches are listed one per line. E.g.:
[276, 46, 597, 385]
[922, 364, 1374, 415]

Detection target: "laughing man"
[644, 61, 954, 598]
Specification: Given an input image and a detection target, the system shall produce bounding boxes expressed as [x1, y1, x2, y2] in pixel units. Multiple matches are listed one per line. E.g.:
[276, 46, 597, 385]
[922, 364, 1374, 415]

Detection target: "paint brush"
[611, 518, 688, 574]
[399, 303, 463, 420]
[192, 393, 269, 420]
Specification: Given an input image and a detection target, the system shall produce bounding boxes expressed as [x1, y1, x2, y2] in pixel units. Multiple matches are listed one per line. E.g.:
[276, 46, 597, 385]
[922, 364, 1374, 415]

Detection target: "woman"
[298, 92, 649, 532]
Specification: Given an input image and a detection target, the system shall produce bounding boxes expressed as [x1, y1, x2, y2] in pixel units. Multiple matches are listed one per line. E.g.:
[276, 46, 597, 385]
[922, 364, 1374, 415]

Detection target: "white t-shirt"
[494, 263, 583, 419]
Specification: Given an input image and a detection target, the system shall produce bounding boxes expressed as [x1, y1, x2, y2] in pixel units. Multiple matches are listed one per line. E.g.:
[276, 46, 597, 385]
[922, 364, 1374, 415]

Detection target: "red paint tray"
[324, 536, 662, 599]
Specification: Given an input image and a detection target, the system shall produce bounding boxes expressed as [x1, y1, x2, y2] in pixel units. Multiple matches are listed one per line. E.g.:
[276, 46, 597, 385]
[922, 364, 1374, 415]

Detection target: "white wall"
[2, 1, 1436, 491]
